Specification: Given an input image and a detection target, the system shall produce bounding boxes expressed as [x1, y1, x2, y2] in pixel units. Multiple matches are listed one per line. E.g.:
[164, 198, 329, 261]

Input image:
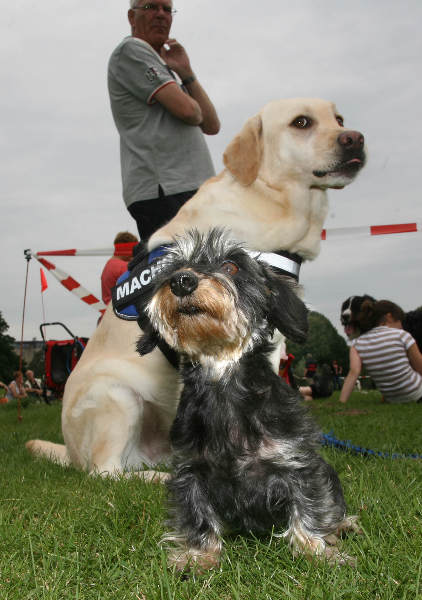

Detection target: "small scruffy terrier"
[137, 229, 359, 571]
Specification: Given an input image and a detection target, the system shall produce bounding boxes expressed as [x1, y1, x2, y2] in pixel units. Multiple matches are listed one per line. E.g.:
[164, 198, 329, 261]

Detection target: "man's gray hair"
[129, 0, 173, 7]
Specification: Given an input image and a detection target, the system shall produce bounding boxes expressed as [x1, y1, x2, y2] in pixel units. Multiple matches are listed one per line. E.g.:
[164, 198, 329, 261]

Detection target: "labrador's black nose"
[337, 130, 364, 150]
[170, 271, 199, 297]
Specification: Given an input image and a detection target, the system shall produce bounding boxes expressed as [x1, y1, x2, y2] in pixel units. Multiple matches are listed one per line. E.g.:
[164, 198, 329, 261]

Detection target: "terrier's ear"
[266, 271, 308, 343]
[223, 114, 263, 186]
[136, 321, 159, 356]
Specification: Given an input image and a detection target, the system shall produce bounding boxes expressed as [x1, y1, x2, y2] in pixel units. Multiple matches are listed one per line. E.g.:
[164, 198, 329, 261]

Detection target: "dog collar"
[248, 250, 302, 281]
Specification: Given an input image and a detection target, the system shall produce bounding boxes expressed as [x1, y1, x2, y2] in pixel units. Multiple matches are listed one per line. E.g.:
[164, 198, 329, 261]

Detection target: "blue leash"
[322, 431, 422, 460]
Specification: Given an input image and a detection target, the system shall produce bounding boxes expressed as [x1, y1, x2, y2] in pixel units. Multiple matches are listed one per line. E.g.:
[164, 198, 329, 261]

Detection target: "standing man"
[108, 1, 220, 240]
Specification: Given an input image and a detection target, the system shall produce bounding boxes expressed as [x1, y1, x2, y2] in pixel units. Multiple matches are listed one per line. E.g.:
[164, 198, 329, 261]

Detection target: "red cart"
[40, 322, 88, 400]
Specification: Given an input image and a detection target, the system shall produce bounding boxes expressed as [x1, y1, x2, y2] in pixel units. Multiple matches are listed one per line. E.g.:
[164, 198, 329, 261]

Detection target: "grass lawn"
[0, 391, 421, 600]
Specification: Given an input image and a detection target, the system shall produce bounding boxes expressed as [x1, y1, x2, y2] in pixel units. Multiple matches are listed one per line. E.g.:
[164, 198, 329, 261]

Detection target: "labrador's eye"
[291, 116, 312, 129]
[220, 261, 239, 276]
[336, 115, 344, 127]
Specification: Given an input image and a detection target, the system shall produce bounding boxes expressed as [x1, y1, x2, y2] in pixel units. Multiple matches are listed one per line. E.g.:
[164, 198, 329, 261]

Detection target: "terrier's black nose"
[337, 130, 364, 150]
[170, 271, 199, 297]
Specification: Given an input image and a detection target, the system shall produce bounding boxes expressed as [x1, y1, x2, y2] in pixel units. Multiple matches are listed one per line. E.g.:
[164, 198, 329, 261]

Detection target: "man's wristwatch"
[181, 75, 196, 86]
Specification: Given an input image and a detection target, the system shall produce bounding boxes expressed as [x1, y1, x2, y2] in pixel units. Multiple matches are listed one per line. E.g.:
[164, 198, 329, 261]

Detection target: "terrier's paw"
[334, 515, 363, 536]
[168, 546, 221, 573]
[324, 546, 357, 567]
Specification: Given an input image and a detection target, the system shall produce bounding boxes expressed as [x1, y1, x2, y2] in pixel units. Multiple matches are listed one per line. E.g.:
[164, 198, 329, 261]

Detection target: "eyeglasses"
[133, 3, 177, 14]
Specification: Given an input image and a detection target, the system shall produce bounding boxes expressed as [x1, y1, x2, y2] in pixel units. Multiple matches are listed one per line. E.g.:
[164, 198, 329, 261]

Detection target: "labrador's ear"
[223, 114, 263, 186]
[265, 270, 308, 343]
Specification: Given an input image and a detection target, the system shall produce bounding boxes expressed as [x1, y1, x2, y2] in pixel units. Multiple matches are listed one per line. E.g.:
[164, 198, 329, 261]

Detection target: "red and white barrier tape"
[36, 242, 136, 258]
[321, 222, 421, 240]
[29, 222, 419, 316]
[34, 223, 421, 258]
[35, 256, 106, 315]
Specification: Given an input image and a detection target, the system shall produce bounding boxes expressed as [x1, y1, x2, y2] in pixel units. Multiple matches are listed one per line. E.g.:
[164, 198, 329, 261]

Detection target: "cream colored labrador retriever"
[26, 98, 365, 478]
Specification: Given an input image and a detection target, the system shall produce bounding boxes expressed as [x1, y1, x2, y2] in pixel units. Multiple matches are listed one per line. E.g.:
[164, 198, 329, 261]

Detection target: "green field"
[0, 391, 421, 599]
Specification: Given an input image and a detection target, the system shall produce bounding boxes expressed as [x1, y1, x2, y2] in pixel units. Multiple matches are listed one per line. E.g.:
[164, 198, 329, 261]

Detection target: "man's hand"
[157, 38, 220, 135]
[160, 38, 193, 80]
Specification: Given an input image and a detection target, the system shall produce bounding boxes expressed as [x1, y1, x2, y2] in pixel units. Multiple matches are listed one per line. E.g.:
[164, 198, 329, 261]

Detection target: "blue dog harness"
[111, 245, 302, 321]
[111, 244, 302, 321]
[111, 243, 302, 371]
[111, 245, 169, 321]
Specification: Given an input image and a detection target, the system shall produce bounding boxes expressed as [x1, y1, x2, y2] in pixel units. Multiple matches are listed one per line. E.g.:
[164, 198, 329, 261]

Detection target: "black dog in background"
[402, 309, 422, 351]
[341, 295, 422, 350]
[137, 229, 359, 572]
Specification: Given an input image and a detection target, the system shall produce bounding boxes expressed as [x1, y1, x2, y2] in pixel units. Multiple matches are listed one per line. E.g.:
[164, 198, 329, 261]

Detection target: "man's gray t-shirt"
[108, 37, 215, 207]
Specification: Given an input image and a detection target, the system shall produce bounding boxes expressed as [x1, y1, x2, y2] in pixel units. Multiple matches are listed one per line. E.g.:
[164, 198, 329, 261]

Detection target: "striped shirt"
[353, 326, 422, 403]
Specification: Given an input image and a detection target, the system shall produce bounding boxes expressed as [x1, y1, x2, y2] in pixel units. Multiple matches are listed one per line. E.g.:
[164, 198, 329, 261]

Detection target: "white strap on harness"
[248, 251, 301, 279]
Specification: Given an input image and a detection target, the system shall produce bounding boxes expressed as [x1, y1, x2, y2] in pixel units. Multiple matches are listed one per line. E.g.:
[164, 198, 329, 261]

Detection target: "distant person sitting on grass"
[279, 354, 333, 401]
[299, 364, 333, 401]
[340, 300, 422, 404]
[24, 370, 43, 397]
[331, 359, 343, 390]
[304, 353, 318, 378]
[5, 371, 28, 404]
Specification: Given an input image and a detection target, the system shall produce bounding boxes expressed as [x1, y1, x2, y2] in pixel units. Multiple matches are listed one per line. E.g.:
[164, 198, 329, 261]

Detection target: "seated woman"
[340, 300, 422, 404]
[5, 371, 28, 404]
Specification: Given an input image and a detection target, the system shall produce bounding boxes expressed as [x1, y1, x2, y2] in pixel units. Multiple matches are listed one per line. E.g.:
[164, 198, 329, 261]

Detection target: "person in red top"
[101, 231, 138, 304]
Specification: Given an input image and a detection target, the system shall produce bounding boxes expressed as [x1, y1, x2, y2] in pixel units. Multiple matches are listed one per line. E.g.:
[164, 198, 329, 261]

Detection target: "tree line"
[0, 310, 349, 384]
[286, 311, 349, 377]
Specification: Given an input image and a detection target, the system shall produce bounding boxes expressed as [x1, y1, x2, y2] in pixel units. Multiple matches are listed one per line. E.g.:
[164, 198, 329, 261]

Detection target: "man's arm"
[158, 39, 220, 135]
[407, 341, 422, 375]
[27, 386, 42, 396]
[339, 346, 362, 404]
[179, 77, 220, 135]
[153, 82, 203, 127]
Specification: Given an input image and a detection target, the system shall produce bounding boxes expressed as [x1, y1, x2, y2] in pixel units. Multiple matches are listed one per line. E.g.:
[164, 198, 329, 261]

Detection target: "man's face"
[128, 2, 173, 51]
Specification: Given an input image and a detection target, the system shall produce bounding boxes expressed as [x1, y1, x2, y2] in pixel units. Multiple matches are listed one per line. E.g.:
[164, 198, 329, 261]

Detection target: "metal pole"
[18, 250, 32, 422]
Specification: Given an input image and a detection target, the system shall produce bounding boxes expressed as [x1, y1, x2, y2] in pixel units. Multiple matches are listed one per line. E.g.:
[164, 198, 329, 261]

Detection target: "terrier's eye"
[220, 261, 239, 276]
[336, 115, 344, 127]
[291, 116, 312, 129]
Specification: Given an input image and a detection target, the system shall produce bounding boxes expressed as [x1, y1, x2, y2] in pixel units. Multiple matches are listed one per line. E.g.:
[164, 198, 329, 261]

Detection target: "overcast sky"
[2, 0, 421, 346]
